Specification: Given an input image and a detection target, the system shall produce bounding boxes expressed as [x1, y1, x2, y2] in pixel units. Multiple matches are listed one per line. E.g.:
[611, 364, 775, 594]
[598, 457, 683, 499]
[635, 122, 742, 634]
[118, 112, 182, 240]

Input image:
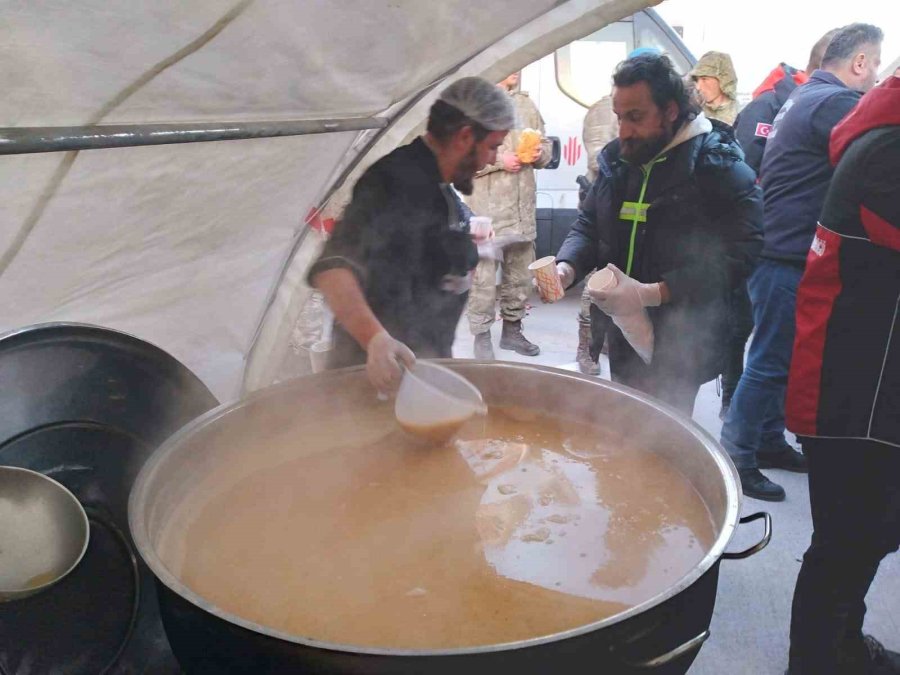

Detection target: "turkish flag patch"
[755, 123, 773, 138]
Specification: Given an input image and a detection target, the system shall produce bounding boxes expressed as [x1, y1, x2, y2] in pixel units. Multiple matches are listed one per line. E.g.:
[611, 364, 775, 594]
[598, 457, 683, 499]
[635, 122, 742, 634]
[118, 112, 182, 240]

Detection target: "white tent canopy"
[1, 0, 655, 401]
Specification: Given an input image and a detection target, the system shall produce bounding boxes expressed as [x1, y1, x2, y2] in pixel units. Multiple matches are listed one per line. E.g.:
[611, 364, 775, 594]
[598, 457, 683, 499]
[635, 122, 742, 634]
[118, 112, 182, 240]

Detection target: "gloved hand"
[588, 265, 658, 365]
[557, 262, 575, 290]
[609, 311, 655, 364]
[588, 264, 661, 315]
[366, 331, 416, 393]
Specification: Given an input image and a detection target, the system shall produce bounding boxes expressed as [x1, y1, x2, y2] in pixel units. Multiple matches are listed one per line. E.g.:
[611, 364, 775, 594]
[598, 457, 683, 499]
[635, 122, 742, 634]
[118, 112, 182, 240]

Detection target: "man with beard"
[308, 77, 513, 392]
[551, 53, 763, 414]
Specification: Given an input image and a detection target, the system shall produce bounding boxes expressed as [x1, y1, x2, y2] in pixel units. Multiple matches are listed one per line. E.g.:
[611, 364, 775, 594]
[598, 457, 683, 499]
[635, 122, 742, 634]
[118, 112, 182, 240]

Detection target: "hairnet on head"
[437, 76, 516, 131]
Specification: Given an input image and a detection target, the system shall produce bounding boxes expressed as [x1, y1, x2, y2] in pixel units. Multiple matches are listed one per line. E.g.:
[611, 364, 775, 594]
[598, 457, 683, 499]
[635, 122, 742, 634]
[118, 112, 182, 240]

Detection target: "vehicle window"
[633, 12, 693, 75]
[554, 21, 633, 108]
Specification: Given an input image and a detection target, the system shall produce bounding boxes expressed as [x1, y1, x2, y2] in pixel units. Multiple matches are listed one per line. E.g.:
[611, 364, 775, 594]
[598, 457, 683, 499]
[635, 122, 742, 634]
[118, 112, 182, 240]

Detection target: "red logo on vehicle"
[563, 136, 582, 165]
[755, 123, 773, 138]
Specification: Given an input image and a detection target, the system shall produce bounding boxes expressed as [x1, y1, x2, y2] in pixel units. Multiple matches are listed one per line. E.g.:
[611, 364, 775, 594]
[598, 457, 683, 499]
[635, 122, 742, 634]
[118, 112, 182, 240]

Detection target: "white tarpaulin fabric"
[1, 0, 655, 401]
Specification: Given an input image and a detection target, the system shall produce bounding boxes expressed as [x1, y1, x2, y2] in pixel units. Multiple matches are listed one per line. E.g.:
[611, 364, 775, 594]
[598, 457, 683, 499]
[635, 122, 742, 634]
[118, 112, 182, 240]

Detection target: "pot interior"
[131, 363, 739, 653]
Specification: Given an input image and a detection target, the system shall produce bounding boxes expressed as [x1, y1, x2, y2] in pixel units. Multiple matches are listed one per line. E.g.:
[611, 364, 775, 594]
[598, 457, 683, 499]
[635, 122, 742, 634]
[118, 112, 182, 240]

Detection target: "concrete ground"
[453, 286, 899, 674]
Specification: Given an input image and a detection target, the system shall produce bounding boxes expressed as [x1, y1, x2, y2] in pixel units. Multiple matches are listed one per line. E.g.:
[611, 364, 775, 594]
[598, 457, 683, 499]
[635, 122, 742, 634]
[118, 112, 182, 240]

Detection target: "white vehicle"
[521, 9, 697, 258]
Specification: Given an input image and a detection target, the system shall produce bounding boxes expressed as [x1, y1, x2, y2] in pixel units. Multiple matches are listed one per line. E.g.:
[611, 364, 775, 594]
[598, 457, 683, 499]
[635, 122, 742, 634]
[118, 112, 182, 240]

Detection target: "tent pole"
[0, 117, 388, 155]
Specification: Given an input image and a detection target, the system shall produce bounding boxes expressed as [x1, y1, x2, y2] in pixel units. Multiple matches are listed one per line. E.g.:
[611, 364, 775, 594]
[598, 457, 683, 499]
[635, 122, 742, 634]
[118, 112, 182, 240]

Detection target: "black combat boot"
[576, 322, 600, 375]
[500, 320, 540, 356]
[738, 468, 786, 502]
[758, 437, 808, 473]
[473, 331, 494, 360]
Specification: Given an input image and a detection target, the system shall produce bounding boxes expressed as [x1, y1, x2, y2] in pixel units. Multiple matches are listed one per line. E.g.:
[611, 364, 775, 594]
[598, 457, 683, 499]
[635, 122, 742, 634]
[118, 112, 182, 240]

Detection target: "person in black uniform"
[307, 77, 513, 392]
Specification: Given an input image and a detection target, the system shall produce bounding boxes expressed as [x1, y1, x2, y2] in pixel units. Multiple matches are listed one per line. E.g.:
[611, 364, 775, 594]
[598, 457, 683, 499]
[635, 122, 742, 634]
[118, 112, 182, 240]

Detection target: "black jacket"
[734, 63, 806, 174]
[558, 117, 763, 386]
[308, 138, 478, 367]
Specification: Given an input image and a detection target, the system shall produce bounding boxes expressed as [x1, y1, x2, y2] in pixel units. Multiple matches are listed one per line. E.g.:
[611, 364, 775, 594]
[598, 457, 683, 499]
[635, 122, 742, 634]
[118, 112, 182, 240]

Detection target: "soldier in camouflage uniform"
[690, 51, 739, 125]
[466, 72, 551, 359]
[576, 93, 619, 374]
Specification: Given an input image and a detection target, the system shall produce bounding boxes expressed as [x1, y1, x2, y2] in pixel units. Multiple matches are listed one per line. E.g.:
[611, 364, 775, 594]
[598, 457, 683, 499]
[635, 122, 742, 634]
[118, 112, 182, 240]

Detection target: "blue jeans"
[721, 259, 803, 469]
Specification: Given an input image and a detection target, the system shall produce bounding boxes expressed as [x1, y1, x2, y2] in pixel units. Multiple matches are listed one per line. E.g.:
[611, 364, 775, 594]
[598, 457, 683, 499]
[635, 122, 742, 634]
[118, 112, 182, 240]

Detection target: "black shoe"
[500, 320, 540, 356]
[738, 468, 785, 502]
[473, 332, 494, 360]
[718, 391, 732, 421]
[758, 438, 809, 473]
[863, 635, 900, 674]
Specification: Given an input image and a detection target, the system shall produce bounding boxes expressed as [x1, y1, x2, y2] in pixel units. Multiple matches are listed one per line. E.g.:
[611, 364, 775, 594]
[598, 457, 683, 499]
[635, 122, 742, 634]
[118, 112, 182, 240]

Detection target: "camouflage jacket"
[583, 95, 618, 184]
[692, 51, 739, 126]
[464, 90, 551, 240]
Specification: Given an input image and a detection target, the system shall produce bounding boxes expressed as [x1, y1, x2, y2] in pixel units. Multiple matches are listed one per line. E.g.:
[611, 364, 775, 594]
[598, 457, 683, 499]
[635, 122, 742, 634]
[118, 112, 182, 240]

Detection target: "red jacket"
[786, 77, 900, 447]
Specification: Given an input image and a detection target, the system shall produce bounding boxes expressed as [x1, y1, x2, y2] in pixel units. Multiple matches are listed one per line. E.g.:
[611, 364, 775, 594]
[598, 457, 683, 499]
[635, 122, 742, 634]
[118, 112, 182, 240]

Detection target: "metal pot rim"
[129, 361, 742, 657]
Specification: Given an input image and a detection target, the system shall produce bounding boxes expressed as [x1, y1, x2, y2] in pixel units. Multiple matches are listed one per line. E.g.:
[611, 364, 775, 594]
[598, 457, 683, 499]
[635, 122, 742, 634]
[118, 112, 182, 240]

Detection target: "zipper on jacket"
[620, 157, 666, 276]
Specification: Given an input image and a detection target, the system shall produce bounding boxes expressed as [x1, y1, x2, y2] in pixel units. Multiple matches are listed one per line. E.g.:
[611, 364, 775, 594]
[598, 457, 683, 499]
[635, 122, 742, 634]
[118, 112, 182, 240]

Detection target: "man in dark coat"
[785, 74, 900, 675]
[735, 29, 836, 175]
[550, 53, 763, 414]
[308, 77, 513, 392]
[721, 30, 837, 423]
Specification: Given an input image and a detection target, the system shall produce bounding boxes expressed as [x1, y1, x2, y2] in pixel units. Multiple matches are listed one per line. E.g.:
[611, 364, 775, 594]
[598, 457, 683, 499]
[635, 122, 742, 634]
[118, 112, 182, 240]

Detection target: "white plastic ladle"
[395, 362, 487, 443]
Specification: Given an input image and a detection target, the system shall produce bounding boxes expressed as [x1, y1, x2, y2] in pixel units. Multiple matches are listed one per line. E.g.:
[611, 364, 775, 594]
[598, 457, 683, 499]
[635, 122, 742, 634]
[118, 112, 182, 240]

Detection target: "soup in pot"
[156, 406, 714, 649]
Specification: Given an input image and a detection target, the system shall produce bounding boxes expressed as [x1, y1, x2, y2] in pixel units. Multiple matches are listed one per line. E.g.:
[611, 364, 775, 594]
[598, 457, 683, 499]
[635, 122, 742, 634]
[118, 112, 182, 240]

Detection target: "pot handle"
[615, 629, 711, 668]
[722, 511, 772, 560]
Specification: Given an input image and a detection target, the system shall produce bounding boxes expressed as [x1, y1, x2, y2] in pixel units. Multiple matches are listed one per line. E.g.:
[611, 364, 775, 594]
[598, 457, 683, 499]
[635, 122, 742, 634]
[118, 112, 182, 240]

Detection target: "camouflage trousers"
[467, 241, 535, 335]
[579, 269, 596, 326]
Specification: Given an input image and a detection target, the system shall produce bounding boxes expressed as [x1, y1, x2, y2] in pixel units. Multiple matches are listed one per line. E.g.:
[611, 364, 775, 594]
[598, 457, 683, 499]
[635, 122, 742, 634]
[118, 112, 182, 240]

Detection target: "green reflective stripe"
[625, 156, 667, 276]
[619, 201, 648, 222]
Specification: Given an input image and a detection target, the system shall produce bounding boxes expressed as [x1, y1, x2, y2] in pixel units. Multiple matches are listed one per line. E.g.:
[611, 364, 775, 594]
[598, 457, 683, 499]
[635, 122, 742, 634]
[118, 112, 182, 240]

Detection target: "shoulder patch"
[755, 122, 773, 138]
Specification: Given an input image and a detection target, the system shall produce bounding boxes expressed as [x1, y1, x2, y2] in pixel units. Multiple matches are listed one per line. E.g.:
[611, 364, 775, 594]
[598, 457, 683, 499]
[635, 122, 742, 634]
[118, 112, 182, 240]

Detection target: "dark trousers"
[789, 438, 900, 674]
[721, 281, 754, 403]
[612, 367, 701, 417]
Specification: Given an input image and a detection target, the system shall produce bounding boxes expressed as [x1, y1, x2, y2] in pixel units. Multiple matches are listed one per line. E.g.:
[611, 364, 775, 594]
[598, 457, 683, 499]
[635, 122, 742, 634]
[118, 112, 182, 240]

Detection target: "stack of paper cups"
[469, 216, 493, 240]
[528, 255, 565, 302]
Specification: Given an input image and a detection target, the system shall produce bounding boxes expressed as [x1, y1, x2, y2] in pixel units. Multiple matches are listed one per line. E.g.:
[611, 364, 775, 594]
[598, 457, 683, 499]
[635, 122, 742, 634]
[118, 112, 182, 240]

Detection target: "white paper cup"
[528, 255, 565, 302]
[308, 340, 332, 374]
[587, 267, 617, 293]
[469, 216, 493, 241]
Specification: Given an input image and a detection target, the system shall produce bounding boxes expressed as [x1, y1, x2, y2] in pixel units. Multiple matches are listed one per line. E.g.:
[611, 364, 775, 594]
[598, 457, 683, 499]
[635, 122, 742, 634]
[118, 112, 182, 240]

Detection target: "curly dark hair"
[613, 54, 699, 129]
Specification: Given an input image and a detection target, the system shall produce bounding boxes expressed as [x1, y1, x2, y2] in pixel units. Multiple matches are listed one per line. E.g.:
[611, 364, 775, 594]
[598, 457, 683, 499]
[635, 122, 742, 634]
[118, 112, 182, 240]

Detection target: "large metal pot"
[129, 362, 770, 674]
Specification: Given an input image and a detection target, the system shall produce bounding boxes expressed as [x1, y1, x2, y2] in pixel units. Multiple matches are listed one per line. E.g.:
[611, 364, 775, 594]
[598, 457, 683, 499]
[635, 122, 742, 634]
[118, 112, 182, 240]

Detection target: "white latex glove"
[610, 311, 655, 364]
[588, 264, 658, 365]
[588, 264, 661, 316]
[557, 262, 575, 289]
[366, 331, 416, 393]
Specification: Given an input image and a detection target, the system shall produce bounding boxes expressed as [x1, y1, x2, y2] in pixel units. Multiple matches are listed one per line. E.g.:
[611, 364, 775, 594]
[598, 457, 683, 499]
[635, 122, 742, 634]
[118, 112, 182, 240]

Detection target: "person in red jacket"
[785, 75, 900, 675]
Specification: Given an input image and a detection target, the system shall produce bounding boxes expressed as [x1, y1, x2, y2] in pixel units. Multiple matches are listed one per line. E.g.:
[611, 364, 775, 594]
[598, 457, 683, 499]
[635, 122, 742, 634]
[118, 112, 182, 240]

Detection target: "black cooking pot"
[129, 362, 770, 674]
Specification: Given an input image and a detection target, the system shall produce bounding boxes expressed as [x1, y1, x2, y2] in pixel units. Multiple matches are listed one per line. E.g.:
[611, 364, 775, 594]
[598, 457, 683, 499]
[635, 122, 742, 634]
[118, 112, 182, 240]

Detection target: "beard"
[620, 123, 673, 165]
[451, 145, 480, 196]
